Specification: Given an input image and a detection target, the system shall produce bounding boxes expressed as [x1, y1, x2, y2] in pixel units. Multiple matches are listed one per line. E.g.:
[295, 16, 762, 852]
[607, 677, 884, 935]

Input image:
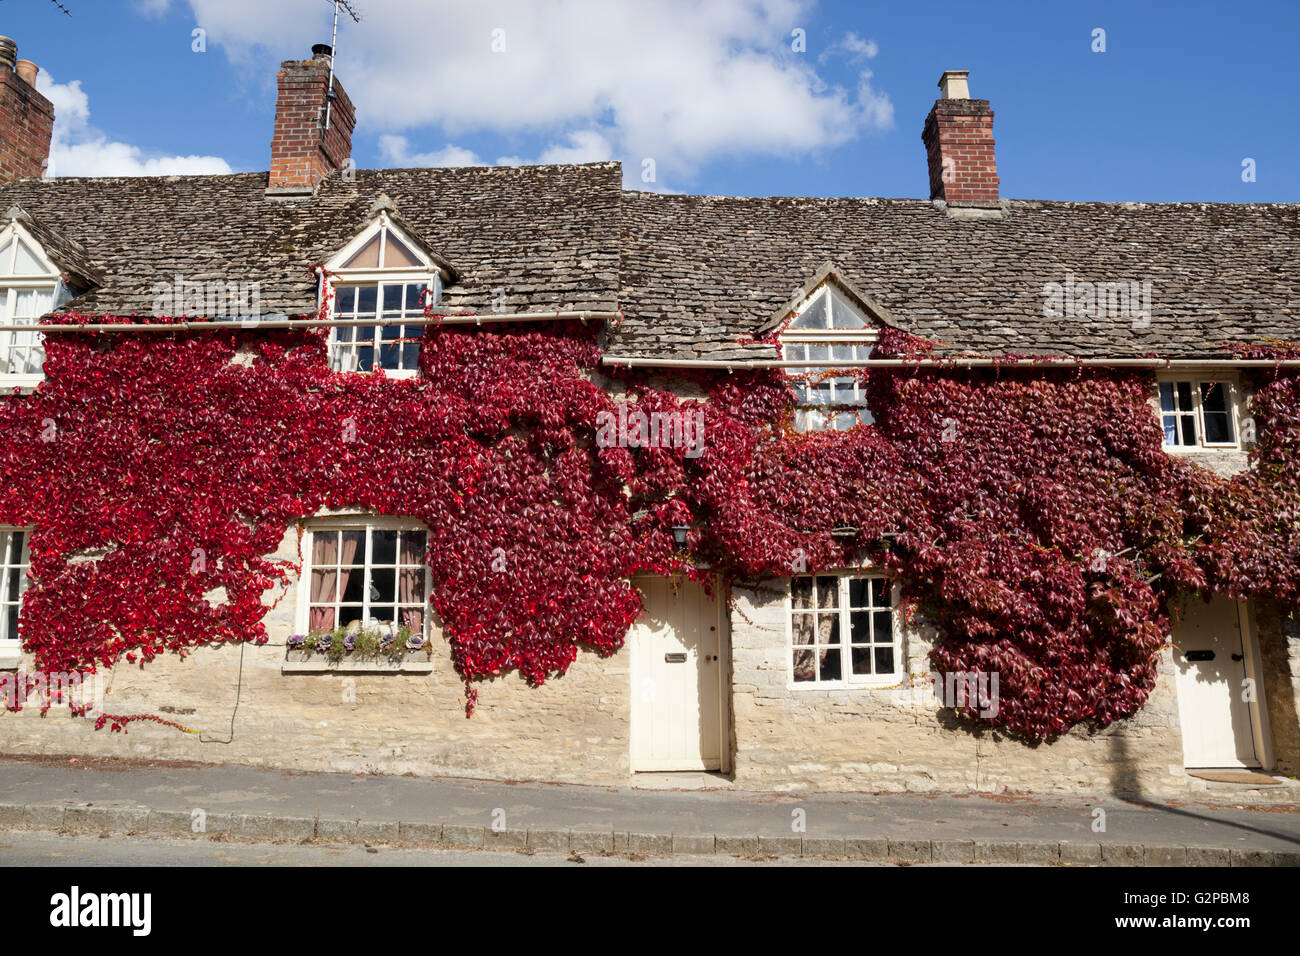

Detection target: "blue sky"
[4, 0, 1297, 201]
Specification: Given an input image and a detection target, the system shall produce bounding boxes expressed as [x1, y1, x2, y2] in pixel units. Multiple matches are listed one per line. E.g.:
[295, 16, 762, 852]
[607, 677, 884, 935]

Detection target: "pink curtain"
[399, 532, 425, 633]
[309, 531, 360, 631]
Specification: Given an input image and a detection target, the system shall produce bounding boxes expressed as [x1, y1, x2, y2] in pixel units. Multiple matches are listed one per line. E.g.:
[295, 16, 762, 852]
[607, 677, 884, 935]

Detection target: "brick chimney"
[922, 70, 1000, 208]
[267, 44, 355, 196]
[0, 36, 54, 183]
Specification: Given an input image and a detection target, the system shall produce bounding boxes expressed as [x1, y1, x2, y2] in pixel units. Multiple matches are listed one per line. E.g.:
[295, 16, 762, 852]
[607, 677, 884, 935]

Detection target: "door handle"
[1185, 650, 1215, 662]
[1231, 653, 1243, 662]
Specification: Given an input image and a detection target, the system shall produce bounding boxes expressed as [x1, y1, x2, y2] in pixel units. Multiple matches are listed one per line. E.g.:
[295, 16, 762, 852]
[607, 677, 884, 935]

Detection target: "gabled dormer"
[322, 201, 457, 379]
[767, 265, 894, 432]
[0, 209, 95, 389]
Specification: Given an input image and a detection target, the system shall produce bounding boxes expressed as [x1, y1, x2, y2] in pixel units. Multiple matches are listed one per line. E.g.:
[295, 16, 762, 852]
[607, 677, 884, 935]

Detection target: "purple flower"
[407, 635, 425, 649]
[343, 634, 355, 650]
[287, 634, 305, 647]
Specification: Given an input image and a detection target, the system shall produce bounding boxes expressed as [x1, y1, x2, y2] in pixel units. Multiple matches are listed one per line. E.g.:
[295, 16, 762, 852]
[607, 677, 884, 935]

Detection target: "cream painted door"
[630, 576, 723, 771]
[1172, 595, 1260, 768]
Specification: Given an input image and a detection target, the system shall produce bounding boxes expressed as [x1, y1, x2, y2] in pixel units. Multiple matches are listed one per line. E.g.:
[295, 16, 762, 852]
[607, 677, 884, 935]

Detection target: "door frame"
[628, 573, 732, 775]
[1235, 600, 1274, 771]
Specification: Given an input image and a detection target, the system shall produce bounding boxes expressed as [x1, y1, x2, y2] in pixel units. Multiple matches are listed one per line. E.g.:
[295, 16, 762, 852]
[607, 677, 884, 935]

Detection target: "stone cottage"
[0, 38, 1297, 800]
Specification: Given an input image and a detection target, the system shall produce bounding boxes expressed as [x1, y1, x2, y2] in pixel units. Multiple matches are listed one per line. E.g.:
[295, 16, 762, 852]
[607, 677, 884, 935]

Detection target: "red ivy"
[2, 316, 1298, 740]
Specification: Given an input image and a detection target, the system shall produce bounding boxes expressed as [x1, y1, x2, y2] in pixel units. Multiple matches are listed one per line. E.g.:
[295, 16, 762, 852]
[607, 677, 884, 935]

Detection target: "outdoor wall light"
[671, 524, 690, 550]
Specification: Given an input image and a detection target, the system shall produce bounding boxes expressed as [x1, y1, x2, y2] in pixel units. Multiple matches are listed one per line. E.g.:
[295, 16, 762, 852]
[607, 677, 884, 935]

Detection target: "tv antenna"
[48, 0, 73, 15]
[324, 0, 361, 131]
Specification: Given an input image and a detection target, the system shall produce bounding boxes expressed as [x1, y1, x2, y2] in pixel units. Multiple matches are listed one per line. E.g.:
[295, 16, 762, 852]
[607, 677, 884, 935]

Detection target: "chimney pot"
[937, 70, 971, 99]
[311, 43, 333, 60]
[0, 36, 16, 73]
[15, 59, 38, 87]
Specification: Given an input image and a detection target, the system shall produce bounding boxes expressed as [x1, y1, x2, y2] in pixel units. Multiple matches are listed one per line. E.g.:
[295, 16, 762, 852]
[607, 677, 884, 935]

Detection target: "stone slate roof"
[0, 162, 623, 318]
[618, 192, 1300, 359]
[1, 162, 1297, 360]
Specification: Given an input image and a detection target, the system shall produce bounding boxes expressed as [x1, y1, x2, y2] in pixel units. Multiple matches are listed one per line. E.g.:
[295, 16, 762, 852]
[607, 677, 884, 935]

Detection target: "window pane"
[400, 532, 427, 564]
[791, 612, 814, 644]
[849, 610, 871, 644]
[368, 567, 396, 606]
[874, 646, 895, 674]
[335, 286, 355, 314]
[793, 647, 816, 682]
[829, 292, 867, 330]
[870, 578, 886, 606]
[343, 234, 381, 269]
[1203, 412, 1233, 444]
[873, 610, 892, 641]
[1176, 381, 1193, 411]
[815, 577, 839, 610]
[382, 284, 403, 312]
[791, 294, 829, 330]
[1200, 382, 1229, 414]
[383, 231, 421, 268]
[1179, 414, 1196, 446]
[405, 283, 428, 311]
[819, 648, 841, 681]
[372, 529, 398, 566]
[13, 239, 43, 274]
[791, 577, 813, 610]
[848, 578, 870, 608]
[356, 285, 378, 315]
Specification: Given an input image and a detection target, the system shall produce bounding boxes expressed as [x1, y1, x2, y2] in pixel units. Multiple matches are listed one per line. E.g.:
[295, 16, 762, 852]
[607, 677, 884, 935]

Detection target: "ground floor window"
[302, 519, 429, 639]
[0, 528, 30, 649]
[788, 572, 898, 685]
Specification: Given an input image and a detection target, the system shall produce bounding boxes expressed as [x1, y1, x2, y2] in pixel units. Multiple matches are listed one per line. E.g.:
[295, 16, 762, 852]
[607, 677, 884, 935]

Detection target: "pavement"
[0, 754, 1297, 865]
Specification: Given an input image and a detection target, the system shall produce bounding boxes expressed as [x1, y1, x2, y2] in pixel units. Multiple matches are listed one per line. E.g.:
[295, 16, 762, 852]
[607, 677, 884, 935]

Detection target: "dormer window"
[778, 284, 878, 432]
[324, 216, 449, 379]
[0, 223, 63, 388]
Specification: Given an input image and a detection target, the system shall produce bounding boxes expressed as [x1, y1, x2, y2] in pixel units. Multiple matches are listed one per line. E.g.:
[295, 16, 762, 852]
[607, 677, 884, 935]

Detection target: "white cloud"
[132, 0, 173, 18]
[36, 71, 233, 178]
[378, 134, 485, 169]
[178, 0, 892, 184]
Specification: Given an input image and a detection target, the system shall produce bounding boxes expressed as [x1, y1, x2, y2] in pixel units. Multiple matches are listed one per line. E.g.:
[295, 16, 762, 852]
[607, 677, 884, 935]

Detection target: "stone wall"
[728, 579, 1194, 797]
[1257, 600, 1300, 776]
[0, 524, 632, 786]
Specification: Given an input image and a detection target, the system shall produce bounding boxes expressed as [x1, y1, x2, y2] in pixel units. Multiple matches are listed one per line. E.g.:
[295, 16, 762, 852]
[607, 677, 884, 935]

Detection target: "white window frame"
[1156, 373, 1242, 451]
[295, 515, 433, 642]
[322, 214, 444, 380]
[0, 526, 32, 666]
[779, 285, 878, 432]
[785, 570, 902, 689]
[0, 222, 60, 389]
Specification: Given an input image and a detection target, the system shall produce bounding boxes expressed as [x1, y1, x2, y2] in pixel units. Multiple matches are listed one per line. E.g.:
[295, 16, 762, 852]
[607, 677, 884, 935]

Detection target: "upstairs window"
[0, 228, 60, 387]
[779, 285, 877, 432]
[325, 219, 443, 379]
[1158, 376, 1239, 449]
